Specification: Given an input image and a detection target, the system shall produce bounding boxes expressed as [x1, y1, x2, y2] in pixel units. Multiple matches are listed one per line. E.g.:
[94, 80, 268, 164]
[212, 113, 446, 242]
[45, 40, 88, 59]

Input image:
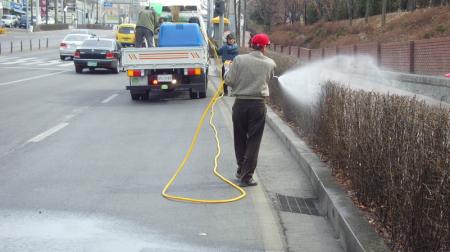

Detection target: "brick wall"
[270, 36, 450, 76]
[338, 45, 355, 55]
[290, 46, 301, 58]
[356, 42, 379, 61]
[414, 37, 450, 76]
[380, 41, 412, 73]
[299, 48, 311, 62]
[311, 48, 323, 61]
[324, 46, 338, 58]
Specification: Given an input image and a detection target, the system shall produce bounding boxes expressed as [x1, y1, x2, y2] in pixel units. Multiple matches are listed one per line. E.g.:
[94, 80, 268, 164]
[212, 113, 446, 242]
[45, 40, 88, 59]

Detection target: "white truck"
[122, 22, 209, 100]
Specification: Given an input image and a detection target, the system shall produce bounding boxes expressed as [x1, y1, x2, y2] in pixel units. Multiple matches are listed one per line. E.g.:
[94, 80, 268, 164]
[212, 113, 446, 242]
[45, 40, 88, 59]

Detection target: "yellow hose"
[161, 38, 246, 203]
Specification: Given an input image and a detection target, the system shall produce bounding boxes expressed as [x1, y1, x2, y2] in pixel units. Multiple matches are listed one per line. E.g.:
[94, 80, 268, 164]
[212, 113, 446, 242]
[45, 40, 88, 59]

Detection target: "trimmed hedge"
[267, 51, 450, 251]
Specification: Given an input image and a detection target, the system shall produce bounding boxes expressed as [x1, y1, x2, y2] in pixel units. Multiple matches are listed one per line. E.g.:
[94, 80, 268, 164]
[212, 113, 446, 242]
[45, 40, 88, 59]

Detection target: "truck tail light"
[106, 52, 114, 59]
[151, 79, 158, 85]
[184, 68, 202, 76]
[74, 50, 80, 58]
[127, 70, 142, 77]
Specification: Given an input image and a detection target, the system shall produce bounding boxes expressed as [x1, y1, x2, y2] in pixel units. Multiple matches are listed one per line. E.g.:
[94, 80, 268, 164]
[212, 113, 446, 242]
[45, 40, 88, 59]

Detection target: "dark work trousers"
[232, 99, 267, 181]
[221, 64, 228, 94]
[135, 26, 154, 48]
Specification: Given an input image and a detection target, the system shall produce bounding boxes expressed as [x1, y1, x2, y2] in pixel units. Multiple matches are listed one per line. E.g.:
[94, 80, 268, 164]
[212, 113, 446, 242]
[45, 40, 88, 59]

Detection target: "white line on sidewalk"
[101, 94, 119, 103]
[0, 71, 68, 86]
[28, 122, 69, 143]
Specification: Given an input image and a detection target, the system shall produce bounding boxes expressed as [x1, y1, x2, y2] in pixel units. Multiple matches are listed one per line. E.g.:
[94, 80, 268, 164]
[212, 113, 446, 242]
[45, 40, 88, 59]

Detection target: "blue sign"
[103, 2, 113, 8]
[10, 2, 22, 9]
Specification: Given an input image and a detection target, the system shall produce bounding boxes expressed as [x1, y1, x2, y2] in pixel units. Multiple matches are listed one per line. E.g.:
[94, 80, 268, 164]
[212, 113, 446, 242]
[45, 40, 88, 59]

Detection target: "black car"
[73, 38, 122, 74]
[19, 16, 37, 28]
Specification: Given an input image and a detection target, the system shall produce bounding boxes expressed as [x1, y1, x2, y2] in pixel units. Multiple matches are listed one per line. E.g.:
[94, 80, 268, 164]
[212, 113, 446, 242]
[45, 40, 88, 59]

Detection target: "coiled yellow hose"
[161, 38, 246, 203]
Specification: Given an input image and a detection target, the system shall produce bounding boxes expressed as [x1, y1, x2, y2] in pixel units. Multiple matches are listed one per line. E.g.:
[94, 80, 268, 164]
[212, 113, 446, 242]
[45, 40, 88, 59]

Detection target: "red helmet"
[251, 33, 271, 47]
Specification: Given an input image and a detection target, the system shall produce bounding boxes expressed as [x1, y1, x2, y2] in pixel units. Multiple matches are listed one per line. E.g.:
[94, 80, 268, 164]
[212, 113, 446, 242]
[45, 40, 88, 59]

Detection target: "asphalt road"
[0, 46, 286, 251]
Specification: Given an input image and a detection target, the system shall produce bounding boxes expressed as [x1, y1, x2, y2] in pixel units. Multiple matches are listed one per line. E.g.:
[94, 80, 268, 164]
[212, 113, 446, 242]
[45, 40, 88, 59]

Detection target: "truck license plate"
[157, 74, 172, 82]
[161, 84, 169, 90]
[87, 61, 97, 67]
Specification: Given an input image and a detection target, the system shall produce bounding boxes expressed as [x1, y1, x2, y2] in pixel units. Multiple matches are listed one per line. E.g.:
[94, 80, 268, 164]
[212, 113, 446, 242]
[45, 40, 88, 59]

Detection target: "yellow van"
[116, 24, 136, 47]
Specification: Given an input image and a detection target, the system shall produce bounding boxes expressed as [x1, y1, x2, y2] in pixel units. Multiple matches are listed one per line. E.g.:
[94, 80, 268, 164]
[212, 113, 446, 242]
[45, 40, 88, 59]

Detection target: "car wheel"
[75, 65, 83, 73]
[199, 91, 206, 99]
[112, 64, 119, 74]
[60, 56, 65, 60]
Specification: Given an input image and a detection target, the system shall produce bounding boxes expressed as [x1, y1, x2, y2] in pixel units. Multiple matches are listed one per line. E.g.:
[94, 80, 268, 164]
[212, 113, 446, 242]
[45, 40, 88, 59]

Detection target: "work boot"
[239, 178, 258, 187]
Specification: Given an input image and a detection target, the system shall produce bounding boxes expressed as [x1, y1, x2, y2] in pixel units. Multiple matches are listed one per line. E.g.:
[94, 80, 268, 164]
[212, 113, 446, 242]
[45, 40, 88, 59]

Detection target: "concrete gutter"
[265, 106, 390, 252]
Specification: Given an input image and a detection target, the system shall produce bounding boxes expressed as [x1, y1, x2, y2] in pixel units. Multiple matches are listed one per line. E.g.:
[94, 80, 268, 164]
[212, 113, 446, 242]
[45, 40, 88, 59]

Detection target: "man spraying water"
[224, 33, 276, 187]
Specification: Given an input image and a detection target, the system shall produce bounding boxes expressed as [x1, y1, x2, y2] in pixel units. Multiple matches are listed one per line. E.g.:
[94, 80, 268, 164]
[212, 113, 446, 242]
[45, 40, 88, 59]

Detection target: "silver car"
[59, 34, 92, 60]
[1, 15, 18, 28]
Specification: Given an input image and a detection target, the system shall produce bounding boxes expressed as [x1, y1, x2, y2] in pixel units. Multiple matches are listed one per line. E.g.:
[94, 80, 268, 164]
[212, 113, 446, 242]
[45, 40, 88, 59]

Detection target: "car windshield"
[81, 40, 113, 48]
[119, 27, 134, 34]
[64, 35, 90, 41]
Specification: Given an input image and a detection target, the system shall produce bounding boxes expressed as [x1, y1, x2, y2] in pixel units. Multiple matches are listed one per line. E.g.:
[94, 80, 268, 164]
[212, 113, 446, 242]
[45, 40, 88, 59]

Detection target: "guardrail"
[0, 38, 49, 55]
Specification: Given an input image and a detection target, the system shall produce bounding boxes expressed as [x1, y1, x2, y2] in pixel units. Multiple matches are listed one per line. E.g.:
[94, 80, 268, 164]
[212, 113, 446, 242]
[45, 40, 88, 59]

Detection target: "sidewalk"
[210, 66, 344, 252]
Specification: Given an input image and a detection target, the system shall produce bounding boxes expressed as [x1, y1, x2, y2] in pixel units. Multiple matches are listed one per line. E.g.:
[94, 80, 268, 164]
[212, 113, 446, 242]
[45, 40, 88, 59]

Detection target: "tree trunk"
[382, 0, 387, 26]
[304, 0, 307, 25]
[365, 0, 370, 23]
[347, 0, 353, 26]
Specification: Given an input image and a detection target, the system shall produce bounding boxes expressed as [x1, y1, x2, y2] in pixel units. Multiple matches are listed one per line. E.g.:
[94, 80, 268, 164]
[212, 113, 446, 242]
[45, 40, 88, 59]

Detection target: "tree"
[365, 0, 371, 23]
[250, 0, 276, 30]
[346, 0, 353, 25]
[381, 0, 387, 26]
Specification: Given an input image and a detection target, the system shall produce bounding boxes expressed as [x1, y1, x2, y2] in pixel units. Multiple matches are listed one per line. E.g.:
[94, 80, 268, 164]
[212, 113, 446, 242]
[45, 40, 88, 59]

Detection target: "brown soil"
[263, 7, 450, 49]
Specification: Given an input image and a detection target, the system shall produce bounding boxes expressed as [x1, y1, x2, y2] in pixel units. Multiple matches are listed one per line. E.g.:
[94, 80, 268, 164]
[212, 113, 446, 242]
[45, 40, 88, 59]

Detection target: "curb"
[265, 107, 389, 252]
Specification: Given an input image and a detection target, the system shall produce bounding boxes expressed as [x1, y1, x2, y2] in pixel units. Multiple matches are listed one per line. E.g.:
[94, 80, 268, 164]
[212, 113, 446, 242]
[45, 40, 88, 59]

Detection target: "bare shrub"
[267, 50, 450, 251]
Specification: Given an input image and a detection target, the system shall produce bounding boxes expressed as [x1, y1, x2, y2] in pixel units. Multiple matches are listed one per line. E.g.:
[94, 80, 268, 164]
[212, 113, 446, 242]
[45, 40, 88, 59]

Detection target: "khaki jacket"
[225, 51, 276, 98]
[136, 9, 157, 33]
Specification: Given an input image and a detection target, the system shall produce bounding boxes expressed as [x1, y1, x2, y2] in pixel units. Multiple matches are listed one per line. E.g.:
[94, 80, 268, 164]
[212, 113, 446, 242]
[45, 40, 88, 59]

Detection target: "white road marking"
[28, 122, 69, 143]
[38, 60, 60, 66]
[0, 71, 68, 86]
[57, 62, 74, 67]
[0, 57, 19, 62]
[0, 57, 37, 65]
[101, 94, 119, 103]
[21, 60, 46, 65]
[0, 66, 68, 71]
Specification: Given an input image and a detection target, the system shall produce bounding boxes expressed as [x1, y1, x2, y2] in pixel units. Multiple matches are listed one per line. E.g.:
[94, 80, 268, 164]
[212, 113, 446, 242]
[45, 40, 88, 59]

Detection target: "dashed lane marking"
[0, 70, 69, 86]
[101, 94, 119, 103]
[27, 122, 69, 143]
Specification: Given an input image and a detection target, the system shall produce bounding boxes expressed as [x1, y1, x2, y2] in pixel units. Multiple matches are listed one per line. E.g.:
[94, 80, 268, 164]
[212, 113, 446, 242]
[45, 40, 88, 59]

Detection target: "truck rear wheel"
[131, 94, 140, 100]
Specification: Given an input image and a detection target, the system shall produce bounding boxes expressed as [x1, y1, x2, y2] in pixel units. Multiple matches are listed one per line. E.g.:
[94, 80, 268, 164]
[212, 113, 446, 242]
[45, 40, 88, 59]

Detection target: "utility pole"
[54, 0, 57, 24]
[96, 0, 98, 23]
[207, 0, 212, 37]
[26, 0, 29, 31]
[45, 0, 48, 23]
